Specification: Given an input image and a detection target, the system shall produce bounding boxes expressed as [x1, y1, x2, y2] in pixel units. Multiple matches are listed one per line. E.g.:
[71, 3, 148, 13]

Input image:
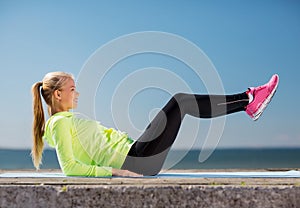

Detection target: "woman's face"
[58, 78, 79, 111]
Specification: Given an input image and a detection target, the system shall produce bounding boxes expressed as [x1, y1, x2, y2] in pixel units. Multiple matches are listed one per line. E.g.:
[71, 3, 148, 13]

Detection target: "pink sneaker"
[246, 74, 279, 121]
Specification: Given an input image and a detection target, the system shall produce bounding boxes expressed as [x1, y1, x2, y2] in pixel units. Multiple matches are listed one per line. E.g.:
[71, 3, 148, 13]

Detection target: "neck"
[50, 107, 67, 116]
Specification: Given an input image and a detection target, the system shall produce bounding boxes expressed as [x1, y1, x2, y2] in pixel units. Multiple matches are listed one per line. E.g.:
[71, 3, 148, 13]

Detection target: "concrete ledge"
[1, 184, 300, 207]
[1, 169, 300, 207]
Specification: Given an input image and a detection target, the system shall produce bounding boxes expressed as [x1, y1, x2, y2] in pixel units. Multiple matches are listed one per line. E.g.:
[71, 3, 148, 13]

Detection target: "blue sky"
[0, 0, 299, 150]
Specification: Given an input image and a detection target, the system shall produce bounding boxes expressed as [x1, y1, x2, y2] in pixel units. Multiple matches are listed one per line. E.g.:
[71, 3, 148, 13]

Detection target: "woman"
[31, 72, 279, 177]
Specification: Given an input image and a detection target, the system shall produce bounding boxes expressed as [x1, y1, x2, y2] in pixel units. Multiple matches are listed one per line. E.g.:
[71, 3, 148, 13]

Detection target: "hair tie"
[39, 81, 44, 93]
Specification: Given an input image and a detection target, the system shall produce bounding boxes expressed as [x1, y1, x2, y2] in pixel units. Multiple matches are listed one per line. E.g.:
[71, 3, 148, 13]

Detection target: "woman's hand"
[112, 168, 143, 177]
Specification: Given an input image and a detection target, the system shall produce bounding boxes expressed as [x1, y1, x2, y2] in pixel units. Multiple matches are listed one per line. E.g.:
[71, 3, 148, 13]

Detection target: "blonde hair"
[31, 71, 74, 169]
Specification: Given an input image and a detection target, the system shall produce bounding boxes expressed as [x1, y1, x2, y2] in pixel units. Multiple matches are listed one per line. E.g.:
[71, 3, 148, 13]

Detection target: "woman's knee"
[173, 93, 186, 102]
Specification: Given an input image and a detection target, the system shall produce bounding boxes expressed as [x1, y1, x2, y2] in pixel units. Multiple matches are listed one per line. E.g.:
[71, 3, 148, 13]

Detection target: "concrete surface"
[1, 169, 300, 208]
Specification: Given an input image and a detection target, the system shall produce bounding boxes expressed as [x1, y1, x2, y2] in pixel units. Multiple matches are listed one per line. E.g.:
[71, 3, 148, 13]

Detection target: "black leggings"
[121, 92, 249, 175]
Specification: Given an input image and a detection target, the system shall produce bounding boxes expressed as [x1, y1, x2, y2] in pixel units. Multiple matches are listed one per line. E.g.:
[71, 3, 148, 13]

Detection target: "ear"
[53, 89, 62, 101]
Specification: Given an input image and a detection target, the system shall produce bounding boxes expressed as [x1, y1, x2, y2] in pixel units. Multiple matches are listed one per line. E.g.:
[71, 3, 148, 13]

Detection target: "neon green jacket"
[43, 111, 134, 177]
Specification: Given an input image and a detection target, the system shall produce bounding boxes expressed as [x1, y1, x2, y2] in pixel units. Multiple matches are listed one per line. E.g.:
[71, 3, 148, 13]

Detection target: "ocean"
[0, 148, 299, 170]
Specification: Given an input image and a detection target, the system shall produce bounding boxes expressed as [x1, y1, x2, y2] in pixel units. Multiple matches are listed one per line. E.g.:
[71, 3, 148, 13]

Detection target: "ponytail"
[31, 71, 74, 169]
[31, 81, 45, 169]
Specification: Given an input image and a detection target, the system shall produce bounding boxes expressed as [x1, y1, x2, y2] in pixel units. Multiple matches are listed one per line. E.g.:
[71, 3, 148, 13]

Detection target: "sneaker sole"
[252, 76, 279, 121]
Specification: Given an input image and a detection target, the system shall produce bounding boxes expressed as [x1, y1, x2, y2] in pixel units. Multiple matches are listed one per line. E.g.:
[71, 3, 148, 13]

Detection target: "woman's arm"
[53, 119, 113, 177]
[112, 168, 142, 177]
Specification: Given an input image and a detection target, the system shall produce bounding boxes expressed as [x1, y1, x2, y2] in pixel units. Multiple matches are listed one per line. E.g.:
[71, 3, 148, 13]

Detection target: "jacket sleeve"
[52, 118, 112, 177]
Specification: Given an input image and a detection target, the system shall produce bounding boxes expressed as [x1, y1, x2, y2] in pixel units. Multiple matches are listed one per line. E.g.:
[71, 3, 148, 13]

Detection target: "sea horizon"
[1, 147, 299, 170]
